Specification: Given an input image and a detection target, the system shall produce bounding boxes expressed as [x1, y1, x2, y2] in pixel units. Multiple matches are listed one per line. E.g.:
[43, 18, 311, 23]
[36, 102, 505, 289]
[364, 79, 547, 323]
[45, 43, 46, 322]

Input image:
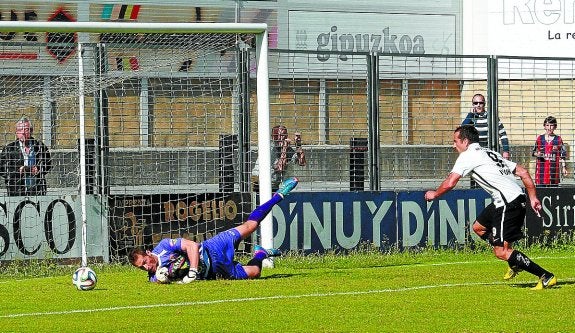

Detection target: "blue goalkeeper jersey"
[148, 238, 190, 282]
[148, 229, 249, 282]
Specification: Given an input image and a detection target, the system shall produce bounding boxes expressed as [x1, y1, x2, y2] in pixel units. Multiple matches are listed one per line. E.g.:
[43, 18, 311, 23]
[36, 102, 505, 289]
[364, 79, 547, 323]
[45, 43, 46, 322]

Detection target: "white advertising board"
[466, 0, 575, 58]
[0, 195, 105, 260]
[285, 10, 457, 77]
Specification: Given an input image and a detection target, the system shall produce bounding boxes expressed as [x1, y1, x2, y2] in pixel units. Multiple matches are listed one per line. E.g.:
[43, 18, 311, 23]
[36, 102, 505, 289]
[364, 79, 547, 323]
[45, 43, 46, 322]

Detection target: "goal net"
[0, 21, 273, 264]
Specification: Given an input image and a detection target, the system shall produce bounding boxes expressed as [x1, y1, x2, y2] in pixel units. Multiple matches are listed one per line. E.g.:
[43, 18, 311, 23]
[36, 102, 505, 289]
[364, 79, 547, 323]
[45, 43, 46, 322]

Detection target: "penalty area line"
[0, 279, 563, 319]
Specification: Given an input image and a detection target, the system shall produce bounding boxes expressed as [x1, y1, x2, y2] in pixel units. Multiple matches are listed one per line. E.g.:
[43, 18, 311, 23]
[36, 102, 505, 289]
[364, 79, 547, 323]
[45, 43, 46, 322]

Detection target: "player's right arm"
[180, 238, 200, 283]
[425, 172, 461, 201]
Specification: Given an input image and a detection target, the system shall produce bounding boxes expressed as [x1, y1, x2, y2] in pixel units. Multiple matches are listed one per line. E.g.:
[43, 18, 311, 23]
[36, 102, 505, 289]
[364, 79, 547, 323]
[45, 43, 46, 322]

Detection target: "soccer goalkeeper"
[129, 177, 298, 283]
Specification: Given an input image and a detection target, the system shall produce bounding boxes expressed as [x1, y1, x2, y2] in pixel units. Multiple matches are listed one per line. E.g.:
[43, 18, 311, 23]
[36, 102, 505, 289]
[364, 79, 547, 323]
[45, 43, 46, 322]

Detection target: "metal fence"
[261, 51, 575, 191]
[2, 48, 575, 195]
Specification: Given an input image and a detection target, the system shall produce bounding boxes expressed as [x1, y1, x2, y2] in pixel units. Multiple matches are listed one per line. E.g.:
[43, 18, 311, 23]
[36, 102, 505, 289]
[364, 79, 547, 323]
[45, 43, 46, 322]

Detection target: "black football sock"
[507, 250, 550, 278]
[247, 256, 263, 270]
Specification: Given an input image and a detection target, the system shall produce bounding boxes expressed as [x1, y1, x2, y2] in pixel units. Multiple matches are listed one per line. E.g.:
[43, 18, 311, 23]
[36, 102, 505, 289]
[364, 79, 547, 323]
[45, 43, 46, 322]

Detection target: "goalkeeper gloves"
[181, 268, 199, 284]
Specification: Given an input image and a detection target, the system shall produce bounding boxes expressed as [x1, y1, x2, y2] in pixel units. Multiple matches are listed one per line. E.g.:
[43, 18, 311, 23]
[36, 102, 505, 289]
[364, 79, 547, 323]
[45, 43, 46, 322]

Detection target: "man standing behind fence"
[252, 125, 306, 192]
[0, 116, 52, 196]
[462, 94, 510, 159]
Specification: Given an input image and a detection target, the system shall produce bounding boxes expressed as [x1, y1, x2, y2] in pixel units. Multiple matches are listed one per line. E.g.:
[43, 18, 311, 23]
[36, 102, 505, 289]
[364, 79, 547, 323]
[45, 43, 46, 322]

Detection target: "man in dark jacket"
[0, 116, 52, 196]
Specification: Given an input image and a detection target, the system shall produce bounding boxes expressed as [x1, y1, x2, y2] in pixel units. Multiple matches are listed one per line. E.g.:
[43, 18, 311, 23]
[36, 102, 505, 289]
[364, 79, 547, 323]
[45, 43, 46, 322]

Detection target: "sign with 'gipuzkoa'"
[286, 10, 456, 77]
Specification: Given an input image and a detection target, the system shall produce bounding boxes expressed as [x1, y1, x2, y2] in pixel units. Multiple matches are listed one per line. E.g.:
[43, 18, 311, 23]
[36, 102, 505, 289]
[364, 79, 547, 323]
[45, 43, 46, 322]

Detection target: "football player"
[425, 125, 556, 290]
[129, 177, 298, 283]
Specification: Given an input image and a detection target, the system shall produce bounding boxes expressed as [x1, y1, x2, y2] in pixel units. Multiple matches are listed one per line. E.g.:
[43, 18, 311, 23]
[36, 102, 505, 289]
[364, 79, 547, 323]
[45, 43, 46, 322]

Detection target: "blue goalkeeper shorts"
[202, 228, 248, 280]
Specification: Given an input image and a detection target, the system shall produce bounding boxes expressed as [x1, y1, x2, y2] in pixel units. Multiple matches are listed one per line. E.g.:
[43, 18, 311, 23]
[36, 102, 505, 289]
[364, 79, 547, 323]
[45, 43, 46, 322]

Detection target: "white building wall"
[464, 0, 575, 57]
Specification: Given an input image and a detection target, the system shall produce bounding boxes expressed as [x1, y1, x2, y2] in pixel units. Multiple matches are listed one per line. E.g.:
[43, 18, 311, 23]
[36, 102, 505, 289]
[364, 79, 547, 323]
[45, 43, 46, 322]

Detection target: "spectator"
[462, 94, 510, 159]
[0, 116, 52, 196]
[252, 125, 306, 192]
[532, 116, 567, 186]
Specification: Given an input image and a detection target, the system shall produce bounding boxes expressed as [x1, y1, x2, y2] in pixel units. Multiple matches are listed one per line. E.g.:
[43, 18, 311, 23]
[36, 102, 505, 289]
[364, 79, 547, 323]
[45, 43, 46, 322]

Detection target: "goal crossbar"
[0, 21, 268, 34]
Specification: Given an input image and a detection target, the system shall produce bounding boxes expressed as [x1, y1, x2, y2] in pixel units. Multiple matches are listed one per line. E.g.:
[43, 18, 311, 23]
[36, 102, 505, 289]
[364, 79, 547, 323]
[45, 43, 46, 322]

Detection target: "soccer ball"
[72, 266, 97, 291]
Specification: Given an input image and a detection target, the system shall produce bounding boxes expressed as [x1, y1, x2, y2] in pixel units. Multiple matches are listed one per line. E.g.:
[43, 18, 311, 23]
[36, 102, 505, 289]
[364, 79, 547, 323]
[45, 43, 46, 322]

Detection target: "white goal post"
[0, 21, 274, 265]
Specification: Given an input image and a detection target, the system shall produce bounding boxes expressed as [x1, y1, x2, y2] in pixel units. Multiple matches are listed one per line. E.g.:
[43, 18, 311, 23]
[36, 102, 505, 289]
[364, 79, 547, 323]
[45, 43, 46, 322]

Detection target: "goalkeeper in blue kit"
[129, 177, 298, 283]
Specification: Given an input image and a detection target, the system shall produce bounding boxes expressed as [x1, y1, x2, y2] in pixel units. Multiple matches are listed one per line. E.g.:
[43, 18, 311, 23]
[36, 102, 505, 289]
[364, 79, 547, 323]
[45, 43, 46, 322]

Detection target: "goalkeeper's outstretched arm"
[180, 238, 200, 283]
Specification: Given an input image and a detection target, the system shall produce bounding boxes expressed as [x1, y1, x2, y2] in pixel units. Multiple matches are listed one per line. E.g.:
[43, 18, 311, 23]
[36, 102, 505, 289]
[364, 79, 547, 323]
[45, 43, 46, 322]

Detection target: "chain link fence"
[261, 51, 575, 191]
[1, 49, 574, 195]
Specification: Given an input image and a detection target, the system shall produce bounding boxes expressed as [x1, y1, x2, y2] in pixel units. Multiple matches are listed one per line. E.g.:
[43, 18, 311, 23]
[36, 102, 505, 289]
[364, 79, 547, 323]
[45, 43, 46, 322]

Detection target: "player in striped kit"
[425, 125, 556, 290]
[129, 177, 299, 283]
[532, 116, 567, 186]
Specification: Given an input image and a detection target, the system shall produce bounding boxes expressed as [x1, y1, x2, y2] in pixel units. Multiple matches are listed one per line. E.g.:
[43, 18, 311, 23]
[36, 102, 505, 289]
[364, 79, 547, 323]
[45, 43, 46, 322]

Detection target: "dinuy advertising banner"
[272, 190, 490, 253]
[0, 195, 104, 260]
[272, 189, 573, 253]
[285, 10, 457, 77]
[271, 191, 397, 252]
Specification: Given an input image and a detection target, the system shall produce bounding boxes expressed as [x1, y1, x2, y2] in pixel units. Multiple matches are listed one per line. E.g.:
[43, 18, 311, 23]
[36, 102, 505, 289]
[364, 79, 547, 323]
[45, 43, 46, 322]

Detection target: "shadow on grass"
[259, 273, 303, 279]
[509, 279, 575, 290]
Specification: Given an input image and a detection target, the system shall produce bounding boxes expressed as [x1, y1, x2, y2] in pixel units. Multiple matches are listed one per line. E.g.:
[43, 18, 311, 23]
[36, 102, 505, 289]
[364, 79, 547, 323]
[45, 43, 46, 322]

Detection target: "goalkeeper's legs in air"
[235, 176, 299, 240]
[234, 177, 298, 278]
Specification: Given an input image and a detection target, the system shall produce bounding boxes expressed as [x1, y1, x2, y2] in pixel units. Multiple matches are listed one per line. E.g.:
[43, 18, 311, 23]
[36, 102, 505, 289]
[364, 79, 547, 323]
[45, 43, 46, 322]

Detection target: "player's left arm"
[180, 238, 200, 283]
[424, 172, 461, 201]
[514, 164, 542, 215]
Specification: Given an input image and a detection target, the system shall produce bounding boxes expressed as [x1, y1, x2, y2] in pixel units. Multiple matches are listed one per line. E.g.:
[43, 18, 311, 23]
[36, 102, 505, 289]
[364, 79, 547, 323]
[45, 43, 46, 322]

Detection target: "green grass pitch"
[0, 248, 574, 332]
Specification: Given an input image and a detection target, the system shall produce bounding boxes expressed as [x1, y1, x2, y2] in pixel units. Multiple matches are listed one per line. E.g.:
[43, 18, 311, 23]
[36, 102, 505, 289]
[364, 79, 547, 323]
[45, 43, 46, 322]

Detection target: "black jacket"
[0, 138, 52, 196]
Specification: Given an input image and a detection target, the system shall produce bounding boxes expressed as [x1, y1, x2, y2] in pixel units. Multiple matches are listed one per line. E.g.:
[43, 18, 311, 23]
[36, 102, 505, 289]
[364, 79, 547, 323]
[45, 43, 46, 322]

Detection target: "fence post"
[219, 134, 237, 193]
[367, 53, 380, 191]
[487, 55, 499, 153]
[350, 137, 368, 191]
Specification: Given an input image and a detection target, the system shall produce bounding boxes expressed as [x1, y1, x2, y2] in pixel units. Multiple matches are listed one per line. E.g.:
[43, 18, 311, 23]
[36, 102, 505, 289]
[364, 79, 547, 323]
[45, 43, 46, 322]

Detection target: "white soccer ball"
[72, 266, 97, 291]
[155, 266, 170, 283]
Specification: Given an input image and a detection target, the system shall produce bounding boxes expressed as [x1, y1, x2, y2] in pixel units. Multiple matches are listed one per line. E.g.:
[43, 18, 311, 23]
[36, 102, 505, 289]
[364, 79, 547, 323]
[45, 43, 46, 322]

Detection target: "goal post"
[0, 21, 274, 265]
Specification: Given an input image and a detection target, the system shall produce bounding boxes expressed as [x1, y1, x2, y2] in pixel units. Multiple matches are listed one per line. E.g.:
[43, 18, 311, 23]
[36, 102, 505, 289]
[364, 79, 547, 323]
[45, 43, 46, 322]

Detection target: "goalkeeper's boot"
[531, 273, 557, 290]
[276, 177, 299, 198]
[254, 244, 282, 257]
[503, 266, 522, 280]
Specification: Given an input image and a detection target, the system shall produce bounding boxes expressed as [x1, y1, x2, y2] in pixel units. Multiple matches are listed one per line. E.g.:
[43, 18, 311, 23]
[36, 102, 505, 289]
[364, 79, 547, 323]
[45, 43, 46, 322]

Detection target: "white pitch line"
[2, 278, 574, 319]
[414, 255, 575, 267]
